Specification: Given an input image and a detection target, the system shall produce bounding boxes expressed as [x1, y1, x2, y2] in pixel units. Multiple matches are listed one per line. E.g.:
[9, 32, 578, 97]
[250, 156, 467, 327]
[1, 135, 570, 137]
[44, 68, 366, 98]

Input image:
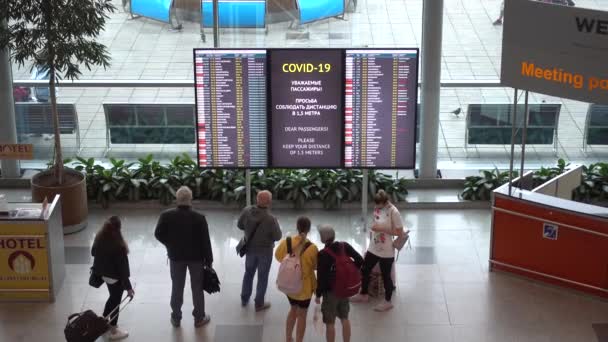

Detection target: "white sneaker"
[108, 327, 129, 341]
[373, 301, 394, 312]
[350, 294, 369, 303]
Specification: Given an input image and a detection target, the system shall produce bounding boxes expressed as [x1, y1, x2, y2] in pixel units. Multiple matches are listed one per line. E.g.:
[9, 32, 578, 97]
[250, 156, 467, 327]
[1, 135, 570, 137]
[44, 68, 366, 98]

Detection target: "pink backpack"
[323, 243, 361, 298]
[277, 237, 311, 295]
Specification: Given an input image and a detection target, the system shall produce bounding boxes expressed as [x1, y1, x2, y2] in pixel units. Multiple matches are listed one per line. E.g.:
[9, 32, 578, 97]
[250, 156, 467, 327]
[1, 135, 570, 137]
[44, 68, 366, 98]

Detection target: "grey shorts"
[321, 292, 350, 324]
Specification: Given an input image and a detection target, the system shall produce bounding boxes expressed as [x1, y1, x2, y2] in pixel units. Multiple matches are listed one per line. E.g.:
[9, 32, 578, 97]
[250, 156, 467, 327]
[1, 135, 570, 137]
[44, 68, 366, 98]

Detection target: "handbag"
[88, 268, 103, 288]
[393, 231, 410, 251]
[236, 220, 262, 258]
[202, 265, 221, 294]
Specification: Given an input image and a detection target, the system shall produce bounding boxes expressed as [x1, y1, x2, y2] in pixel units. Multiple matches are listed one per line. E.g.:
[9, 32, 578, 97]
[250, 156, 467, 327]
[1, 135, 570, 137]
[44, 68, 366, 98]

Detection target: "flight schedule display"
[194, 49, 268, 168]
[193, 48, 419, 169]
[269, 49, 344, 168]
[344, 49, 419, 169]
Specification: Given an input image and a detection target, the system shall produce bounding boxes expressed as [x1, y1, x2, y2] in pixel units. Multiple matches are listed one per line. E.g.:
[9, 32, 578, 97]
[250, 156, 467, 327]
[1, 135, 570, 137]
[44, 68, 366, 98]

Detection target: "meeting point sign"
[501, 0, 608, 105]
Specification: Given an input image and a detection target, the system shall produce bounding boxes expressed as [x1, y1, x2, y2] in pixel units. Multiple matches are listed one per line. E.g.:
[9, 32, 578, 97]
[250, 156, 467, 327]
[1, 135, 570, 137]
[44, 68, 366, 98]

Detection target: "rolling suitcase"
[64, 296, 132, 342]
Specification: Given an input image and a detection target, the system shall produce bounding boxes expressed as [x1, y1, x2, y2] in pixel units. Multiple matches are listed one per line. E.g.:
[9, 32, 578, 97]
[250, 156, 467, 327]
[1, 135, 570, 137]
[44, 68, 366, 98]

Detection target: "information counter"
[0, 195, 65, 302]
[490, 185, 608, 298]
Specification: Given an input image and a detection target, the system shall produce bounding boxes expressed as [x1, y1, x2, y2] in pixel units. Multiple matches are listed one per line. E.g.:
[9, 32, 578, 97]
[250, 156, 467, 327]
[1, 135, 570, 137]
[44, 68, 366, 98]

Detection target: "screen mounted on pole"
[193, 49, 268, 168]
[344, 49, 419, 169]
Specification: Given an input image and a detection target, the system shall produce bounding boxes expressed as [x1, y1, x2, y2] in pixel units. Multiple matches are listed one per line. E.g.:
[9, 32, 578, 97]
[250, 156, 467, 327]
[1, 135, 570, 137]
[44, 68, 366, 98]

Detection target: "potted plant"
[0, 0, 116, 233]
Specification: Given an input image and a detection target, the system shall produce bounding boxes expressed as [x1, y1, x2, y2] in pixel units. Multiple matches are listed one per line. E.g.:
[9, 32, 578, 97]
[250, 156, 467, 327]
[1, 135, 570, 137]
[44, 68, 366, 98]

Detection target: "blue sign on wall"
[543, 223, 559, 240]
[202, 0, 266, 28]
[132, 0, 173, 23]
[296, 0, 344, 24]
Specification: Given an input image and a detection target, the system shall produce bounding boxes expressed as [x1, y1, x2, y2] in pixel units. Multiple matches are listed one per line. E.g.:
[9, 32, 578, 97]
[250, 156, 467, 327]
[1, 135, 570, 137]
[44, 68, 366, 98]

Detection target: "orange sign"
[0, 144, 34, 160]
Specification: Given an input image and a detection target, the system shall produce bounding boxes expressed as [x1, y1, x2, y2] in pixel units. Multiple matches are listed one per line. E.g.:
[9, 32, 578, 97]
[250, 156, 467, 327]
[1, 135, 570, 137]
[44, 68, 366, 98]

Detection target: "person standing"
[351, 190, 405, 312]
[238, 190, 282, 311]
[275, 216, 318, 342]
[316, 225, 363, 342]
[91, 216, 135, 341]
[155, 186, 213, 328]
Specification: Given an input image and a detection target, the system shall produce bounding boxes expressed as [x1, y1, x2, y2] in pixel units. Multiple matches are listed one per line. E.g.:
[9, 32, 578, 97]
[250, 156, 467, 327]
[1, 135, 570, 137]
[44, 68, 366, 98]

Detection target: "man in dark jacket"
[155, 186, 213, 328]
[238, 190, 282, 311]
[315, 224, 363, 342]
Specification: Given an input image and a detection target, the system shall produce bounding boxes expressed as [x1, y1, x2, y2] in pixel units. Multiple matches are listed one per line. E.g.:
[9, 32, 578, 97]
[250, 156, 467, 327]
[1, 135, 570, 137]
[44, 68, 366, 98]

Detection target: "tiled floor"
[10, 0, 608, 168]
[1, 207, 607, 341]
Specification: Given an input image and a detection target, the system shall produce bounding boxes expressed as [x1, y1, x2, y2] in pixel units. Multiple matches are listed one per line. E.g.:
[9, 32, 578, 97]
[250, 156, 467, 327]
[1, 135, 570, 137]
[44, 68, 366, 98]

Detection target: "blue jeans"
[241, 252, 272, 307]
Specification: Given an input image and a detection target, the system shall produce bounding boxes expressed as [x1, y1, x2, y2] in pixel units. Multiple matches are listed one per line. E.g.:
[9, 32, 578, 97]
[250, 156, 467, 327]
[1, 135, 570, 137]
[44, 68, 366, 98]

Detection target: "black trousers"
[103, 281, 125, 326]
[360, 252, 395, 302]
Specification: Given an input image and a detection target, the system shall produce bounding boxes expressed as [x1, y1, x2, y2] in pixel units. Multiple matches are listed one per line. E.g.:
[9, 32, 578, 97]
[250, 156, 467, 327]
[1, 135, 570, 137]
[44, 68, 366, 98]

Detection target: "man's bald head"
[256, 190, 272, 208]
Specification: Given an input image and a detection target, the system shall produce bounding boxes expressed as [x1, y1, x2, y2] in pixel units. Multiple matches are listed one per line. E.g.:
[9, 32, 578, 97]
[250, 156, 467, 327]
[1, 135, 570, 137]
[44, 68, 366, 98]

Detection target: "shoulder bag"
[236, 220, 262, 258]
[88, 267, 103, 288]
[391, 206, 410, 252]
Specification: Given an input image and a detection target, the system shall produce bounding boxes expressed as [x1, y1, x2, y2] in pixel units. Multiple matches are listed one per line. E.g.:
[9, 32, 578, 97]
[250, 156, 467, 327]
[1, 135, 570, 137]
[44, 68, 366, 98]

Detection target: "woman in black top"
[91, 216, 135, 341]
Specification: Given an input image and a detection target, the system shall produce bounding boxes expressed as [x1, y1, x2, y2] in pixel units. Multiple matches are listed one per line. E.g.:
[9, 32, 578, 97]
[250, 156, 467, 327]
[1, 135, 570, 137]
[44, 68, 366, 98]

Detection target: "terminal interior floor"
[1, 207, 608, 341]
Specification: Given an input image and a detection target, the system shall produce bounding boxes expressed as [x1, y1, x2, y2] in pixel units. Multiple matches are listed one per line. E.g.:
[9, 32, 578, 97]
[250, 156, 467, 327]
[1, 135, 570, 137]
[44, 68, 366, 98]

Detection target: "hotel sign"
[501, 0, 608, 105]
[0, 223, 49, 300]
[0, 144, 33, 160]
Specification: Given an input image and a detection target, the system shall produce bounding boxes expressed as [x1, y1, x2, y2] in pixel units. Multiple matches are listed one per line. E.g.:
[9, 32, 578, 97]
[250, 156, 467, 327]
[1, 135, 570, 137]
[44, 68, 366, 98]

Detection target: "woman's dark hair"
[296, 216, 311, 235]
[374, 189, 390, 205]
[94, 216, 129, 254]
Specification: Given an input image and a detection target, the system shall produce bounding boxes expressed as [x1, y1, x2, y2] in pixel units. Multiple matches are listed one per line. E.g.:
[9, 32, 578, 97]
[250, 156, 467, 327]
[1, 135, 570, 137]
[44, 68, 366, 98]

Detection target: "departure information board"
[344, 49, 419, 169]
[269, 49, 344, 168]
[194, 49, 268, 168]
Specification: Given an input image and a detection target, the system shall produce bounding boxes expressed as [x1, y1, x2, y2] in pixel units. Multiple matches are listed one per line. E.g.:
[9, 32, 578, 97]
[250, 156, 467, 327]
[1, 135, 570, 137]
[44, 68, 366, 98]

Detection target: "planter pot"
[31, 168, 88, 235]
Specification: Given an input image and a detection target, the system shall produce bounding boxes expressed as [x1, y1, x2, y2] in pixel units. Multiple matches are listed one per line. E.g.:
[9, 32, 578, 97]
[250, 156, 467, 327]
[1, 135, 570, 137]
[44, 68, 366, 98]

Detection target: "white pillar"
[418, 0, 444, 179]
[0, 20, 21, 178]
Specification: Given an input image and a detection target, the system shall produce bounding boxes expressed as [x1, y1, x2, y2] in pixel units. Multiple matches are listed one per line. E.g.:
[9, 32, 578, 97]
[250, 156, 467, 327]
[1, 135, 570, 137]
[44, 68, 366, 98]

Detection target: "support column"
[418, 0, 444, 179]
[212, 0, 219, 47]
[245, 169, 252, 207]
[0, 20, 21, 178]
[361, 169, 368, 232]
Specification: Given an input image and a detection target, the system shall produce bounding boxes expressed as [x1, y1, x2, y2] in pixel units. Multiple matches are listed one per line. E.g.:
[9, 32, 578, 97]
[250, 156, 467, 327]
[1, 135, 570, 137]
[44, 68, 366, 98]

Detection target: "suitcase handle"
[105, 295, 133, 322]
[67, 313, 81, 324]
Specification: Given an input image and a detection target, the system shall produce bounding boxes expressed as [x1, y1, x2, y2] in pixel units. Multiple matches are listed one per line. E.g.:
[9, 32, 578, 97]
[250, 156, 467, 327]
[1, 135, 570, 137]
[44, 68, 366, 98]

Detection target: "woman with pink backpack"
[275, 216, 319, 342]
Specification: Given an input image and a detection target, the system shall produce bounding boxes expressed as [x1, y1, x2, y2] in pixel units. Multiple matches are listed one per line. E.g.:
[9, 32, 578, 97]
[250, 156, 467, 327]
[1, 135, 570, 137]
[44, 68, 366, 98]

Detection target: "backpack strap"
[322, 243, 341, 259]
[300, 241, 312, 256]
[287, 237, 293, 256]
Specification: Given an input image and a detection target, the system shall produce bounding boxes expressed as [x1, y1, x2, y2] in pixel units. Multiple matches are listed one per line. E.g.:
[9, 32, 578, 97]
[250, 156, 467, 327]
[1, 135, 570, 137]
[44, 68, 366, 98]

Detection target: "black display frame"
[342, 47, 420, 170]
[192, 47, 420, 170]
[192, 48, 269, 169]
[267, 48, 347, 169]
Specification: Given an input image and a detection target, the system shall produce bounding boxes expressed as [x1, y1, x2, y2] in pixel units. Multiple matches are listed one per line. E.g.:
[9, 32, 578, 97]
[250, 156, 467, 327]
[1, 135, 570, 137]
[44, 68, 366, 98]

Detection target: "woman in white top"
[351, 190, 405, 312]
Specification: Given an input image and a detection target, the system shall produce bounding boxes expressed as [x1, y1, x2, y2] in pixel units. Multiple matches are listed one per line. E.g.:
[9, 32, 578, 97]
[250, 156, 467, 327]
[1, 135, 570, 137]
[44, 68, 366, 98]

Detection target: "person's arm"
[237, 207, 248, 231]
[200, 215, 213, 266]
[118, 251, 133, 291]
[154, 212, 168, 245]
[274, 238, 287, 262]
[345, 243, 364, 268]
[390, 205, 406, 236]
[311, 245, 319, 271]
[315, 251, 331, 298]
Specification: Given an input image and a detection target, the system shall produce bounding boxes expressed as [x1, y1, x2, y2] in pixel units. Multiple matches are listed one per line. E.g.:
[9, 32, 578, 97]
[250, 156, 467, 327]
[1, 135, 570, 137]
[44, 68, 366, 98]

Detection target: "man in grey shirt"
[238, 190, 282, 311]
